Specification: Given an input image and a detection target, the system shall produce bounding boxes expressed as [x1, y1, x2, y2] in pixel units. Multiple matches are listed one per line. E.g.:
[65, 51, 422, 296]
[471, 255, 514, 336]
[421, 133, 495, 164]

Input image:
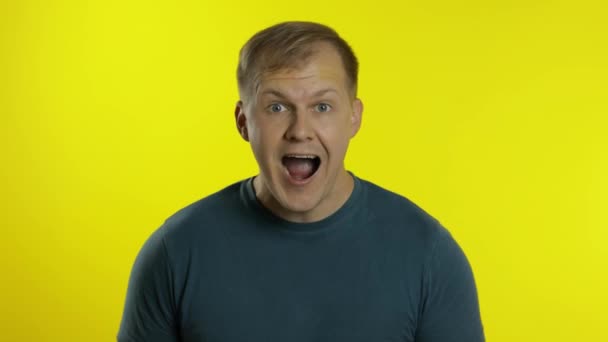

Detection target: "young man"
[118, 21, 485, 342]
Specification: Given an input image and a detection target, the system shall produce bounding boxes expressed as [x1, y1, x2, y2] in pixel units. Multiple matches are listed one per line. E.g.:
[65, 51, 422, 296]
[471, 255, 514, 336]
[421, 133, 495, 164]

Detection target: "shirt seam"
[160, 229, 178, 331]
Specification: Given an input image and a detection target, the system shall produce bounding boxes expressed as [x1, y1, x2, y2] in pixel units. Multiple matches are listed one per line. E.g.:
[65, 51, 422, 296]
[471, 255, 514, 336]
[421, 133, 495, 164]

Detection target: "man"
[118, 21, 485, 342]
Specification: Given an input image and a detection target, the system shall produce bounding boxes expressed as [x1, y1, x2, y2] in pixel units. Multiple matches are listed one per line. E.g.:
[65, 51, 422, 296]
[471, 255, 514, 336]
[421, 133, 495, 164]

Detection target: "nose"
[284, 109, 314, 142]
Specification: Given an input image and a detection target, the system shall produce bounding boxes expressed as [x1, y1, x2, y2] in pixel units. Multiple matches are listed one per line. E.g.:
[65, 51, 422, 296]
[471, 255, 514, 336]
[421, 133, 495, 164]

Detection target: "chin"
[286, 199, 321, 214]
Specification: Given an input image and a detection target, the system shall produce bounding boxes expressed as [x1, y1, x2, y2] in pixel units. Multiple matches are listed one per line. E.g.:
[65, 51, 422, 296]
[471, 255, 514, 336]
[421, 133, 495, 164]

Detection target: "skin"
[235, 42, 363, 223]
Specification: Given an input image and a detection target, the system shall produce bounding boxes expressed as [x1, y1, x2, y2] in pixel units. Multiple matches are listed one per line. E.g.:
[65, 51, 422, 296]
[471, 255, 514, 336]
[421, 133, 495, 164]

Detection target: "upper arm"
[117, 226, 179, 342]
[415, 226, 485, 342]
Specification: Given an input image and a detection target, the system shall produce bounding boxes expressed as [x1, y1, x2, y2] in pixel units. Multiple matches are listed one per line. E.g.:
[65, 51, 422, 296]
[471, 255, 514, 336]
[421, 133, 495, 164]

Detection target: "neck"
[253, 170, 354, 223]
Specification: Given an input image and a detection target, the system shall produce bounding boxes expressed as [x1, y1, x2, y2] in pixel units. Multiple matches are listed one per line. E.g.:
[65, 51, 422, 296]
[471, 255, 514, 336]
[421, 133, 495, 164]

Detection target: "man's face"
[235, 43, 363, 222]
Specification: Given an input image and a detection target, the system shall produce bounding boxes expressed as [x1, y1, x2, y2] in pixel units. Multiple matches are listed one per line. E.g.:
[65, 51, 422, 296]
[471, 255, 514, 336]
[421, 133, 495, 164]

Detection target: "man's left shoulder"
[358, 177, 447, 244]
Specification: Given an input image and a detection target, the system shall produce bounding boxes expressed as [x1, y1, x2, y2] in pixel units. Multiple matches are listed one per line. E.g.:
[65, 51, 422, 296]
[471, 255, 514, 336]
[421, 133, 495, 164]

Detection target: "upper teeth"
[286, 154, 316, 159]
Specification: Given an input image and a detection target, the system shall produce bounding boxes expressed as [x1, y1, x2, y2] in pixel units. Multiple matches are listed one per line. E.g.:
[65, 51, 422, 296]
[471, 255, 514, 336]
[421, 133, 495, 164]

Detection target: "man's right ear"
[235, 101, 249, 141]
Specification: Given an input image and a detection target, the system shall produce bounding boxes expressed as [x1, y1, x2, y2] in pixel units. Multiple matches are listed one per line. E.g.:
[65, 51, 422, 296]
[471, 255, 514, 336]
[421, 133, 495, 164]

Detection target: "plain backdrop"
[1, 0, 606, 341]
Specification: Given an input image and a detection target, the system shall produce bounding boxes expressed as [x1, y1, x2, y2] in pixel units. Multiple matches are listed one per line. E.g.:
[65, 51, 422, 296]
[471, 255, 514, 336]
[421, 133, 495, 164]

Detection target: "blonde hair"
[237, 21, 359, 99]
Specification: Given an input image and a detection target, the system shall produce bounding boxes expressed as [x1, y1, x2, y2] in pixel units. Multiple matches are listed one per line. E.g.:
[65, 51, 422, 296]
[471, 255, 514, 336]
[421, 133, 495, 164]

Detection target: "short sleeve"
[117, 225, 179, 342]
[415, 226, 485, 342]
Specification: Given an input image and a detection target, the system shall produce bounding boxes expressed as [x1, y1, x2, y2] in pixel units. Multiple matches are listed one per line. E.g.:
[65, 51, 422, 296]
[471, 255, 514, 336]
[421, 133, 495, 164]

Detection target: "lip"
[281, 156, 321, 187]
[282, 153, 319, 158]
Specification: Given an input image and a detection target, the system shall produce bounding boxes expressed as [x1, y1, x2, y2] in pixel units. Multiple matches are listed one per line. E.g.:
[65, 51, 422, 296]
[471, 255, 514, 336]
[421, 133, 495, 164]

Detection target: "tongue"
[283, 157, 315, 180]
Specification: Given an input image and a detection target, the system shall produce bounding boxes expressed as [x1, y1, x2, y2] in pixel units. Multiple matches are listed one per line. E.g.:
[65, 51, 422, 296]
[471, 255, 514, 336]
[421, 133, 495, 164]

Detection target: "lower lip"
[282, 164, 320, 186]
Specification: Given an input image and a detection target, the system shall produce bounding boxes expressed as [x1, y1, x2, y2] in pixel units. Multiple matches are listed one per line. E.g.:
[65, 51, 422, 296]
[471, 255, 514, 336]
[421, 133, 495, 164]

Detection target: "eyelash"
[266, 103, 332, 113]
[315, 103, 332, 112]
[268, 103, 287, 113]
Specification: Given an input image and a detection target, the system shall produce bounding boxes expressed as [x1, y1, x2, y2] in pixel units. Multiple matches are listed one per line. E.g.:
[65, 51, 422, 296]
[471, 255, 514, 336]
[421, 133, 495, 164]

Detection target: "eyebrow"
[312, 88, 338, 97]
[260, 88, 338, 99]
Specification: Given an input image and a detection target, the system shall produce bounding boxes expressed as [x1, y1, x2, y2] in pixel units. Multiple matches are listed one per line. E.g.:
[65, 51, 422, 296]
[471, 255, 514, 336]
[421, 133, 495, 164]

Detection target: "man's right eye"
[268, 103, 287, 113]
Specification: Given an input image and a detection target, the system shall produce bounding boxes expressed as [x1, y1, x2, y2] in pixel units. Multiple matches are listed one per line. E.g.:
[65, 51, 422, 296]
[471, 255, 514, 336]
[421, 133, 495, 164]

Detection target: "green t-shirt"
[118, 174, 484, 342]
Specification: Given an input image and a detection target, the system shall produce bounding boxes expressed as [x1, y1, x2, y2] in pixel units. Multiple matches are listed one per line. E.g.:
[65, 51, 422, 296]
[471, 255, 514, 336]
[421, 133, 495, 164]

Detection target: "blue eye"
[315, 103, 332, 112]
[269, 103, 286, 113]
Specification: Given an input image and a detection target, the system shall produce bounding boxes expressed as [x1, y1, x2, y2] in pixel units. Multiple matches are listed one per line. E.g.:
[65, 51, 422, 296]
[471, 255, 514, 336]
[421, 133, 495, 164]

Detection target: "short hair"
[237, 21, 359, 100]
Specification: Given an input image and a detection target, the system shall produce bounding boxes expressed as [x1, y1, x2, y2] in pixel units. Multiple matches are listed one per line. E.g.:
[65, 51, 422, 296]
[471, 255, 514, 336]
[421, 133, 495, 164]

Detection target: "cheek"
[318, 126, 351, 157]
[251, 114, 288, 139]
[250, 127, 280, 159]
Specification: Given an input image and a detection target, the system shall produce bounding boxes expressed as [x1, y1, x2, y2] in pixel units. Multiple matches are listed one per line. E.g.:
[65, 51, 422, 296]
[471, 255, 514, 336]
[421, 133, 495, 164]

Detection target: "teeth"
[285, 154, 317, 159]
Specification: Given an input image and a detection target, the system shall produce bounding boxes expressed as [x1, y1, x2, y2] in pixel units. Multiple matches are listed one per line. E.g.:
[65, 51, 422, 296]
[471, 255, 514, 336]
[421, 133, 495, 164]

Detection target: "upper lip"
[283, 153, 319, 159]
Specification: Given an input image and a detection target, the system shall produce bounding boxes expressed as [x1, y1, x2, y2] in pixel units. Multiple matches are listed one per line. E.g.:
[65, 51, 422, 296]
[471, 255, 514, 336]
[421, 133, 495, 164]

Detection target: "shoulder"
[152, 179, 246, 252]
[166, 180, 243, 226]
[359, 178, 447, 244]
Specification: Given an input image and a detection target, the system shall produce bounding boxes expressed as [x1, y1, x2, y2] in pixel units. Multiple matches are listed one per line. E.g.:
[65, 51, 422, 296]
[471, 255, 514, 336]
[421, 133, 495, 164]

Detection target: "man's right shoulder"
[154, 179, 247, 245]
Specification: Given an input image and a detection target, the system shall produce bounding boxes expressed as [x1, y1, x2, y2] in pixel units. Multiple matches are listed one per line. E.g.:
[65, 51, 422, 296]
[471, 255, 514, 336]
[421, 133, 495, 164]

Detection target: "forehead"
[255, 44, 349, 98]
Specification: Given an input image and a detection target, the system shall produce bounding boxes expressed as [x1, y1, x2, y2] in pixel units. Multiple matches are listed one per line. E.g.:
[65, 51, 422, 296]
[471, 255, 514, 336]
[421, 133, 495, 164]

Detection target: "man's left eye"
[315, 103, 332, 112]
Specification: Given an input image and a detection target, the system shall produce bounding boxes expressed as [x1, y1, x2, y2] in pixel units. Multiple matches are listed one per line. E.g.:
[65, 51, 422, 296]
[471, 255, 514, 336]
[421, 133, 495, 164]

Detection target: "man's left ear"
[350, 98, 363, 138]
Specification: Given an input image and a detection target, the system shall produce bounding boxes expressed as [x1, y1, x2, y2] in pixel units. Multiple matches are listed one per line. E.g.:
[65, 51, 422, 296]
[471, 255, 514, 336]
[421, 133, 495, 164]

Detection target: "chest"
[176, 236, 421, 342]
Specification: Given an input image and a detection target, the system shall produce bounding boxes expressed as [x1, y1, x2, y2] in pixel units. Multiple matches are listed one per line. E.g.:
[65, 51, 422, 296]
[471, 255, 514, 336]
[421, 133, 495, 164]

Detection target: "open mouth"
[282, 154, 321, 181]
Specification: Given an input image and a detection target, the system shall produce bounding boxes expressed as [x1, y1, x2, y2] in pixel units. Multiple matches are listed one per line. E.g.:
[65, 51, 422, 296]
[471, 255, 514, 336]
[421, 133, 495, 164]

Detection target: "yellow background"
[1, 0, 606, 341]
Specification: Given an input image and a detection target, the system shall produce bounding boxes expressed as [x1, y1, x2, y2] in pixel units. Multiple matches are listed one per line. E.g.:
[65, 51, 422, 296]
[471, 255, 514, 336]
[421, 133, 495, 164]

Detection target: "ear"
[235, 101, 249, 141]
[349, 98, 363, 138]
